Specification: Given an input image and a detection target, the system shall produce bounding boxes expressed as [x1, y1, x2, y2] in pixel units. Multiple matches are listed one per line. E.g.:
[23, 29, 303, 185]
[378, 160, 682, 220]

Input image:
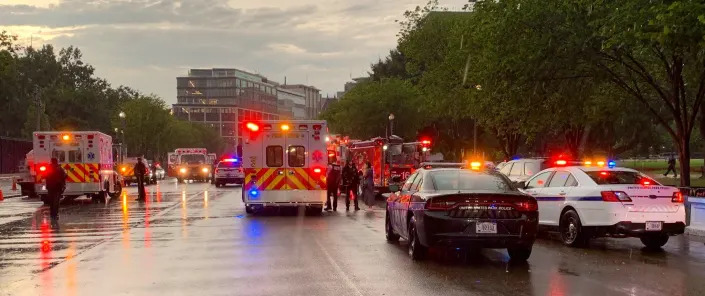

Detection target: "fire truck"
[167, 148, 212, 183]
[348, 135, 431, 193]
[31, 131, 122, 203]
[241, 120, 328, 214]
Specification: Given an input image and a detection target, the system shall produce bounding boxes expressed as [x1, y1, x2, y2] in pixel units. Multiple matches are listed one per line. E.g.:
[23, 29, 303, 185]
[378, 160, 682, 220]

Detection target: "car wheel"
[507, 245, 533, 262]
[245, 205, 254, 214]
[408, 217, 427, 260]
[559, 210, 589, 247]
[640, 234, 669, 249]
[385, 211, 400, 243]
[109, 182, 123, 199]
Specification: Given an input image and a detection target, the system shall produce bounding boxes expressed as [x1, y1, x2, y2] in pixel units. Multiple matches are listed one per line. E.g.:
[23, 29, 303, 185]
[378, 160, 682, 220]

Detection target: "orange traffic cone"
[11, 177, 17, 191]
[0, 189, 4, 201]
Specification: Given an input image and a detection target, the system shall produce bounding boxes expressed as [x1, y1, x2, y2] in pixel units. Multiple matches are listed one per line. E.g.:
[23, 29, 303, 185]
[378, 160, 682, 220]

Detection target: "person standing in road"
[45, 158, 67, 223]
[362, 161, 376, 210]
[325, 158, 342, 211]
[134, 157, 147, 201]
[664, 154, 677, 178]
[341, 160, 360, 211]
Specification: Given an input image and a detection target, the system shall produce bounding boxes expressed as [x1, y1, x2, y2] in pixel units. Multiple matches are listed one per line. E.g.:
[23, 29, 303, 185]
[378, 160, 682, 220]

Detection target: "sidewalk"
[0, 177, 23, 198]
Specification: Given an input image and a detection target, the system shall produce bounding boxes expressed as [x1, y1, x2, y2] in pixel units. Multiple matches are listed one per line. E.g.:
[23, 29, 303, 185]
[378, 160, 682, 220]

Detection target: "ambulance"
[241, 120, 328, 214]
[167, 148, 212, 183]
[32, 131, 122, 203]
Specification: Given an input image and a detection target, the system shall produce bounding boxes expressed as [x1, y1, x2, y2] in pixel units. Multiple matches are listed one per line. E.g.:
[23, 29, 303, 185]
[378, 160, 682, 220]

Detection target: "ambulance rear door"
[284, 124, 309, 191]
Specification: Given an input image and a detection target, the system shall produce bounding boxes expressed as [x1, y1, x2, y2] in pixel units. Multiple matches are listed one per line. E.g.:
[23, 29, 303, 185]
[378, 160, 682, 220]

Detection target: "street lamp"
[118, 111, 126, 160]
[388, 113, 395, 137]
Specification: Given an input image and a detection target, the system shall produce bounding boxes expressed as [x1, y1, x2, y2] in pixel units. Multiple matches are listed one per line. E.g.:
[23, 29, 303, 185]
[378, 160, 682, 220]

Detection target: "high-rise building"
[280, 84, 323, 119]
[172, 68, 282, 151]
[276, 87, 306, 120]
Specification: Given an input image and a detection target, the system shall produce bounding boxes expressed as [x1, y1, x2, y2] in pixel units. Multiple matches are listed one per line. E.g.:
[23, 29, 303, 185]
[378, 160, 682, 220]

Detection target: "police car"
[519, 164, 686, 248]
[214, 158, 245, 187]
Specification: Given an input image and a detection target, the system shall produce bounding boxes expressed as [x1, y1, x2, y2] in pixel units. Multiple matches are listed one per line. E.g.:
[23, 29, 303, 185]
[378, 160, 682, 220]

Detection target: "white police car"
[214, 159, 244, 187]
[519, 165, 686, 249]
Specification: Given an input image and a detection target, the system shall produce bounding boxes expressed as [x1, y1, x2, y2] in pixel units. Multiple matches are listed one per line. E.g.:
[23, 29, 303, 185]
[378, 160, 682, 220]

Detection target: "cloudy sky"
[0, 0, 468, 104]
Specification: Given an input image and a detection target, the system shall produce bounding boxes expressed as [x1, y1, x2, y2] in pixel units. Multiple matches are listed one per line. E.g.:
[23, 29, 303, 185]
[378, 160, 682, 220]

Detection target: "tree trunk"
[678, 137, 691, 187]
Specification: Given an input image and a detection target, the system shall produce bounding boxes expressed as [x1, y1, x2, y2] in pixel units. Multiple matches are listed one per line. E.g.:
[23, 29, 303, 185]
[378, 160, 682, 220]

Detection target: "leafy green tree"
[321, 78, 422, 140]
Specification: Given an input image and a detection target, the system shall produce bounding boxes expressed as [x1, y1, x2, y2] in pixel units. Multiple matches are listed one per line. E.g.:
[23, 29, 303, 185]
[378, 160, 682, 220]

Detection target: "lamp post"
[119, 111, 126, 159]
[388, 113, 395, 137]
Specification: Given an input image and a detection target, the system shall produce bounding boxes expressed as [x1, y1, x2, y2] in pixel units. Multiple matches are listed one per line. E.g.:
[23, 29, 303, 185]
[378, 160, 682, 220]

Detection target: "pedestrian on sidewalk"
[664, 154, 677, 178]
[325, 158, 342, 211]
[341, 160, 360, 211]
[362, 161, 376, 211]
[45, 158, 66, 223]
[134, 157, 147, 201]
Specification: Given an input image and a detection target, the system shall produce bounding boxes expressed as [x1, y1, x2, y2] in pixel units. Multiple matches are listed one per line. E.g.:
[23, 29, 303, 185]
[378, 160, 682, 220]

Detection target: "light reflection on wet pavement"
[0, 179, 704, 296]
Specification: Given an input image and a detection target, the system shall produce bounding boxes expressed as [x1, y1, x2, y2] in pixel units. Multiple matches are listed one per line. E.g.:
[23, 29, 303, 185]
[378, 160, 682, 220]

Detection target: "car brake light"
[515, 199, 538, 212]
[601, 191, 631, 202]
[426, 199, 457, 210]
[672, 191, 685, 203]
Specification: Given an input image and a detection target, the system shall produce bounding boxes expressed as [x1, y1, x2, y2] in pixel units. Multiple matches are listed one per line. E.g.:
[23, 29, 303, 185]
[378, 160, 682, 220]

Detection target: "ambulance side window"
[68, 149, 82, 163]
[288, 146, 306, 167]
[52, 150, 66, 163]
[266, 146, 283, 167]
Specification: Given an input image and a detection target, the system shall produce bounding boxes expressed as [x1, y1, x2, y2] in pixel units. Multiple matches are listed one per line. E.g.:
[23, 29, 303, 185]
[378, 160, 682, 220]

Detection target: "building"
[336, 77, 369, 99]
[280, 84, 323, 119]
[172, 68, 282, 151]
[276, 87, 306, 120]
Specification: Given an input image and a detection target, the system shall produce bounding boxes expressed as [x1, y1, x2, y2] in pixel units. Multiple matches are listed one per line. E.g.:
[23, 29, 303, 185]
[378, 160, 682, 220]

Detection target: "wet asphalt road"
[1, 179, 705, 296]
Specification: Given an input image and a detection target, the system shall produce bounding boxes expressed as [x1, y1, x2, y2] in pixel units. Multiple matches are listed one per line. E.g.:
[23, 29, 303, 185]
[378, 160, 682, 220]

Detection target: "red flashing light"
[672, 192, 685, 203]
[642, 180, 651, 186]
[246, 122, 260, 132]
[39, 165, 47, 172]
[555, 160, 567, 166]
[313, 168, 322, 174]
[600, 171, 608, 176]
[515, 200, 539, 212]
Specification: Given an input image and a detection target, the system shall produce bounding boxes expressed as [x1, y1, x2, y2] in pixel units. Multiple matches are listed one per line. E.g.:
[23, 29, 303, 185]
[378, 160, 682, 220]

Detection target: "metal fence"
[0, 137, 32, 174]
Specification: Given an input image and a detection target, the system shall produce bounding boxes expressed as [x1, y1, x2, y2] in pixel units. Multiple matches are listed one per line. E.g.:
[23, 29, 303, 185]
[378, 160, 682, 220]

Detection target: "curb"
[685, 226, 705, 237]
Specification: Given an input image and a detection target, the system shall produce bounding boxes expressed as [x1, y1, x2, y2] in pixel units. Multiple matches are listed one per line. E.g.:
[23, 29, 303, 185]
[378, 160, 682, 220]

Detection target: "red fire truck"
[347, 135, 431, 193]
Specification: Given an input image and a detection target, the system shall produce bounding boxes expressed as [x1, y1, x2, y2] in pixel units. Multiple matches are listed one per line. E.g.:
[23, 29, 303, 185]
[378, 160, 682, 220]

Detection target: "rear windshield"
[585, 171, 657, 185]
[217, 161, 241, 168]
[430, 170, 516, 192]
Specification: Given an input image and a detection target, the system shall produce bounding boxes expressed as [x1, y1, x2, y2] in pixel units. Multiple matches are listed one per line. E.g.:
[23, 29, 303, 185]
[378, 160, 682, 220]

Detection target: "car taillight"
[515, 199, 538, 212]
[601, 191, 632, 202]
[672, 191, 685, 203]
[426, 199, 457, 210]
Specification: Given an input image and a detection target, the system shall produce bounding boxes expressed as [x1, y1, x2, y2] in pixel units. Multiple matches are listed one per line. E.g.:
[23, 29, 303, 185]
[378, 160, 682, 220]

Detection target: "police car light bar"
[223, 158, 238, 162]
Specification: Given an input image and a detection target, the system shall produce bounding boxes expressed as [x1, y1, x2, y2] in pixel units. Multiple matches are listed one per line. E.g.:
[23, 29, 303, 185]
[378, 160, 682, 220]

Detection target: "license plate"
[645, 221, 663, 231]
[475, 222, 497, 234]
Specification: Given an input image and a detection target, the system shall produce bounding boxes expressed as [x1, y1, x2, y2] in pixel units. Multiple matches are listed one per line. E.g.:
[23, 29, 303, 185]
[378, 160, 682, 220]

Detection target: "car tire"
[507, 245, 533, 262]
[559, 209, 589, 247]
[640, 234, 669, 249]
[408, 217, 427, 260]
[109, 182, 123, 199]
[245, 205, 254, 214]
[385, 211, 400, 243]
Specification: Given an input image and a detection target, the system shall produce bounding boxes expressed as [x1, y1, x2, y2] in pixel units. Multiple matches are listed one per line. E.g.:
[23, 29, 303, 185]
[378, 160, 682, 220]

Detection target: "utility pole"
[34, 87, 42, 131]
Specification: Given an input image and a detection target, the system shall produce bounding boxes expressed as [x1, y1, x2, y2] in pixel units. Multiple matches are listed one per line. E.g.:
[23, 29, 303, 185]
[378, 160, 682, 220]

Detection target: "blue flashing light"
[249, 189, 259, 199]
[224, 158, 238, 162]
[607, 160, 616, 168]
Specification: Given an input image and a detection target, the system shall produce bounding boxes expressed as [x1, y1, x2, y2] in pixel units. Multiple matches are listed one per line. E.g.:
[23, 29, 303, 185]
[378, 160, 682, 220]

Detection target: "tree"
[320, 78, 422, 140]
[585, 0, 705, 185]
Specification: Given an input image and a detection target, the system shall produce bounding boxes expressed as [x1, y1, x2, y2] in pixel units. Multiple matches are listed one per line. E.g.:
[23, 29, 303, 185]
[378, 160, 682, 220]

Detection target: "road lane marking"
[314, 237, 364, 296]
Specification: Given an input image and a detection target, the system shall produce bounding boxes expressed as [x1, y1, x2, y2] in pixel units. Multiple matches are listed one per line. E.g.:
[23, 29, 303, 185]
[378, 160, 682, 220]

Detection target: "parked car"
[385, 168, 538, 262]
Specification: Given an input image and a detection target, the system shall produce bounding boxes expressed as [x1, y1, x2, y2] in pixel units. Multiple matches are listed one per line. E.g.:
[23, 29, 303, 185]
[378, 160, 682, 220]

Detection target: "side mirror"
[389, 184, 400, 192]
[515, 181, 526, 190]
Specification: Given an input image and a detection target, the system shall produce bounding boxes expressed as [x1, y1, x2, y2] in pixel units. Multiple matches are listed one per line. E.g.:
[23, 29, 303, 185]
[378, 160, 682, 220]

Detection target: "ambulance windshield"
[181, 154, 206, 164]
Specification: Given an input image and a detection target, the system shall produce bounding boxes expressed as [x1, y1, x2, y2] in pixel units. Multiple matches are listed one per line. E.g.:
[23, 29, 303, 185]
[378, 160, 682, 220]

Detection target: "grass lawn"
[652, 176, 705, 187]
[618, 159, 704, 171]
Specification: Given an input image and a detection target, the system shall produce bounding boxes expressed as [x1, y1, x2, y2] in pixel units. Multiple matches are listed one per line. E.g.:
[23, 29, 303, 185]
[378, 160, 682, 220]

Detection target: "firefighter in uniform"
[45, 158, 67, 222]
[341, 160, 360, 211]
[325, 157, 342, 212]
[134, 157, 147, 201]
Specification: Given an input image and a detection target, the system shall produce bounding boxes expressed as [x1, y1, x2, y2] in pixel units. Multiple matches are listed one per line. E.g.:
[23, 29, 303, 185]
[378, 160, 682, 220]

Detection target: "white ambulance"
[32, 131, 122, 203]
[241, 120, 328, 214]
